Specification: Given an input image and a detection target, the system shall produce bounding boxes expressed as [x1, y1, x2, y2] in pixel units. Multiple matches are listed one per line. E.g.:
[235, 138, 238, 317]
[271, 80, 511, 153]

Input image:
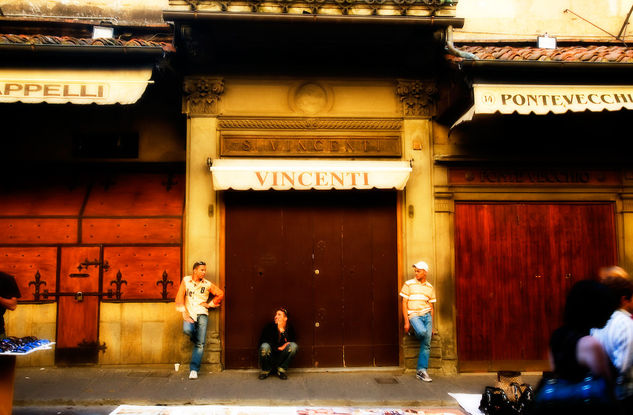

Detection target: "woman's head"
[563, 279, 617, 331]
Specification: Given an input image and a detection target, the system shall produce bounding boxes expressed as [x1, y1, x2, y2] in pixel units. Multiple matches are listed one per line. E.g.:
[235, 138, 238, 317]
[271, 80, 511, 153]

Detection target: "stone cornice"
[169, 0, 458, 17]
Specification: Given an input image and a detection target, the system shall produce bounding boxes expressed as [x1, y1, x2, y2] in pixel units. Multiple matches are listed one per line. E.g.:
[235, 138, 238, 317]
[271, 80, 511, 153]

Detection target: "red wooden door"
[455, 203, 617, 371]
[56, 246, 102, 364]
[225, 191, 398, 368]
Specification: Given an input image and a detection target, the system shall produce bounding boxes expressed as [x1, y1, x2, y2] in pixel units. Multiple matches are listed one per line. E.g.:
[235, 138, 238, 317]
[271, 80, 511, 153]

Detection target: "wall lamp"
[537, 33, 557, 49]
[92, 25, 114, 39]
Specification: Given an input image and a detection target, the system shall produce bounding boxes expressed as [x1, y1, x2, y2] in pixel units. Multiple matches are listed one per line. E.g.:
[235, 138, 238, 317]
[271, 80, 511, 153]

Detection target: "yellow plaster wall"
[456, 0, 633, 42]
[402, 119, 435, 272]
[99, 302, 192, 365]
[6, 304, 56, 367]
[1, 1, 168, 25]
[220, 78, 399, 118]
[185, 117, 218, 276]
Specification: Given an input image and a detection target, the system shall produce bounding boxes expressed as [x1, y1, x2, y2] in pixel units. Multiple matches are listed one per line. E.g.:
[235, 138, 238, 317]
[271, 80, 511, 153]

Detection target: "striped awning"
[452, 84, 633, 128]
[0, 67, 153, 105]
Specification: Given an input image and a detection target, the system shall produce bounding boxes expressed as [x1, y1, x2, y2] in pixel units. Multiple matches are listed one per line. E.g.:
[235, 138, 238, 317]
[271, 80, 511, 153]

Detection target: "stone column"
[182, 76, 224, 371]
[620, 171, 633, 272]
[396, 80, 447, 372]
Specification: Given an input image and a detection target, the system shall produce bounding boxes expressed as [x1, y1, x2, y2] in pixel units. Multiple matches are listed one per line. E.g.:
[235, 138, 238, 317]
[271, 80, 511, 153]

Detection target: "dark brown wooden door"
[455, 203, 617, 371]
[56, 246, 101, 364]
[225, 190, 398, 368]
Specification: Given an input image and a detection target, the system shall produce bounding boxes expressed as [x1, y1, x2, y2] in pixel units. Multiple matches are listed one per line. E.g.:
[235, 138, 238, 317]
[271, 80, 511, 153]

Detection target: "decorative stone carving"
[288, 82, 333, 115]
[219, 118, 402, 130]
[183, 77, 225, 115]
[184, 0, 202, 11]
[396, 80, 438, 118]
[621, 195, 633, 213]
[169, 1, 459, 17]
[434, 191, 454, 213]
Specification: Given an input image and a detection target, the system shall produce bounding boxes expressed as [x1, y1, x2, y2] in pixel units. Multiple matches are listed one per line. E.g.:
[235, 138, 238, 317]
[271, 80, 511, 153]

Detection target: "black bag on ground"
[479, 386, 515, 415]
[479, 383, 534, 415]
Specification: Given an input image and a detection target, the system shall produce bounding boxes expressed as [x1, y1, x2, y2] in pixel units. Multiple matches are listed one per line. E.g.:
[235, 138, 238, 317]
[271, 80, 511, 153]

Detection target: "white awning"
[0, 67, 153, 105]
[452, 84, 633, 128]
[209, 159, 412, 191]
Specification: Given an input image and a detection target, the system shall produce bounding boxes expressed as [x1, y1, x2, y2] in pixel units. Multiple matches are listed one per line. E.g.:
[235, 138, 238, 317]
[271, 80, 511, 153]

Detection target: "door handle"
[69, 273, 90, 278]
[75, 292, 84, 302]
[314, 269, 320, 275]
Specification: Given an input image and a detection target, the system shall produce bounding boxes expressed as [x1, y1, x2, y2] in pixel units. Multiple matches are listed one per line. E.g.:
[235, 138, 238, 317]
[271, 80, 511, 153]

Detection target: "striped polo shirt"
[400, 279, 436, 317]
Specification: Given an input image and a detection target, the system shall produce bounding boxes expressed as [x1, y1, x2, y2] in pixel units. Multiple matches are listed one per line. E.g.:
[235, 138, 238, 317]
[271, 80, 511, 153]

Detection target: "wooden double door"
[455, 202, 617, 371]
[225, 190, 399, 368]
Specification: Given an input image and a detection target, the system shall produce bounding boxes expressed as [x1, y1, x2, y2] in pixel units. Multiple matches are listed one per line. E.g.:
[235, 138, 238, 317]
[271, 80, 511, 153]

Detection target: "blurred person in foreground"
[0, 271, 20, 339]
[533, 279, 617, 414]
[592, 266, 633, 414]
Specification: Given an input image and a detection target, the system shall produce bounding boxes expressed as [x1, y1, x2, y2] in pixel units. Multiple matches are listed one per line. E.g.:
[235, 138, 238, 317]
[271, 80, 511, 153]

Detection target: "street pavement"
[12, 366, 543, 414]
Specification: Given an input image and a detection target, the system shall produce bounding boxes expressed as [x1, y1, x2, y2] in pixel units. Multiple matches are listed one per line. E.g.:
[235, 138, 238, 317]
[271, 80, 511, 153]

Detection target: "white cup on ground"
[174, 363, 180, 371]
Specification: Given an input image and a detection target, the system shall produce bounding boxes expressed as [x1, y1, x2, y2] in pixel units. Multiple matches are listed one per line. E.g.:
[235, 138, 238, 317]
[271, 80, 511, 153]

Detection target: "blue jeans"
[409, 313, 432, 371]
[183, 314, 208, 372]
[259, 342, 298, 373]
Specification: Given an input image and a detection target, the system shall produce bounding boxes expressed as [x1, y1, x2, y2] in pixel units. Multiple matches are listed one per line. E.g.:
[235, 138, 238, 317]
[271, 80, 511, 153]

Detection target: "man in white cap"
[400, 261, 436, 382]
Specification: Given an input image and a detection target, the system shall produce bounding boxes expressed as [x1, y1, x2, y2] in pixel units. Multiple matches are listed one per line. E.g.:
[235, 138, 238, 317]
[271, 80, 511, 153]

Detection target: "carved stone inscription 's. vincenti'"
[221, 135, 402, 157]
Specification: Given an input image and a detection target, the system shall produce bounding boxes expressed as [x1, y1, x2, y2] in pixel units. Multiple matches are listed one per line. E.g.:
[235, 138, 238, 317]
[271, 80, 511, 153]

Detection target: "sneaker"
[189, 370, 198, 379]
[416, 369, 432, 382]
[258, 372, 270, 380]
[277, 369, 288, 380]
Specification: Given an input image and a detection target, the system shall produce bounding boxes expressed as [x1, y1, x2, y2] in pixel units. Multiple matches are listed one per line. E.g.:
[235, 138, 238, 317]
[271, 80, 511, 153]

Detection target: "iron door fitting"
[41, 290, 114, 301]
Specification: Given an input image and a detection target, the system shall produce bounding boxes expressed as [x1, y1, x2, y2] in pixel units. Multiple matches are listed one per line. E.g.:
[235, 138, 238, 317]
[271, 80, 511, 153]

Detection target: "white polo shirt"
[183, 275, 213, 320]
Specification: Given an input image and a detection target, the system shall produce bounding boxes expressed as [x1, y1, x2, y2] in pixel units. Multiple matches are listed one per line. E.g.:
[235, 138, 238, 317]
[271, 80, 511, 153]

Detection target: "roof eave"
[0, 43, 168, 57]
[163, 10, 465, 28]
[456, 59, 633, 71]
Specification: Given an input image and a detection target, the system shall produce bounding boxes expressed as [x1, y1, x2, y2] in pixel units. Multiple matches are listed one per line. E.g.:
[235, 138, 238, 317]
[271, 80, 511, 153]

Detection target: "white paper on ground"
[447, 393, 484, 415]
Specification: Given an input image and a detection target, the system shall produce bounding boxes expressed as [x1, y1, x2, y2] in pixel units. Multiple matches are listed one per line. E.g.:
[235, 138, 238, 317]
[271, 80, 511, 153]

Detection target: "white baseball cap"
[412, 261, 429, 271]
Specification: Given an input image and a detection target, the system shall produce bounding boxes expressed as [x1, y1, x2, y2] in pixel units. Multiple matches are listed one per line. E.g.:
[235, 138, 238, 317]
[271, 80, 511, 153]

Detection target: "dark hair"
[602, 275, 633, 303]
[193, 261, 206, 270]
[276, 307, 289, 318]
[563, 280, 617, 331]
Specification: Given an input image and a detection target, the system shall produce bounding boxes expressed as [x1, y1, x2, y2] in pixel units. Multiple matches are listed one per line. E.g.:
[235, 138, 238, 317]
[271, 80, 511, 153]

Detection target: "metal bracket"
[77, 258, 110, 272]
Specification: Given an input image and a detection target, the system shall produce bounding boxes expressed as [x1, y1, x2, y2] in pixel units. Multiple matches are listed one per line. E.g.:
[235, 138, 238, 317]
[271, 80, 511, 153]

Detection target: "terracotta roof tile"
[0, 33, 175, 52]
[451, 45, 633, 63]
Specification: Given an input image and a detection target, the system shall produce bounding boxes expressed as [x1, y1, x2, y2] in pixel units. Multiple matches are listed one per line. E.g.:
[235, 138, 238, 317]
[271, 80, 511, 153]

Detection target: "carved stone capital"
[621, 193, 633, 213]
[396, 80, 438, 118]
[434, 191, 454, 213]
[183, 77, 225, 116]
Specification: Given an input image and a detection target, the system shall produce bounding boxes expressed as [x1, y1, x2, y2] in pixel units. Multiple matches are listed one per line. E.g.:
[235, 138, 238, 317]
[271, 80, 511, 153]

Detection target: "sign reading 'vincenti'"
[209, 159, 412, 190]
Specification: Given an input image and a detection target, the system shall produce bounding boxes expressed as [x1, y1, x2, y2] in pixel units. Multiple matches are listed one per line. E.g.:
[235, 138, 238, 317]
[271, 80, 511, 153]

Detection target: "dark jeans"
[259, 342, 298, 373]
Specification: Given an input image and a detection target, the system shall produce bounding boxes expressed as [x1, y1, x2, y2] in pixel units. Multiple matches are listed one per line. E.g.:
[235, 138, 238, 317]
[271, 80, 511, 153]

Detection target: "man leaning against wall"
[400, 261, 436, 382]
[175, 261, 224, 380]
